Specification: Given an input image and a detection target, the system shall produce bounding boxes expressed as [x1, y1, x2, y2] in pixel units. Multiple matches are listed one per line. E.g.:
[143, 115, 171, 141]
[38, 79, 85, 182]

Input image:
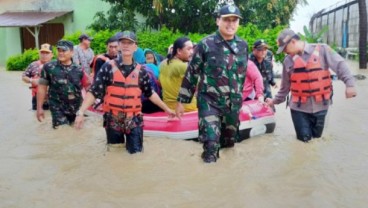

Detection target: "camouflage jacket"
[39, 60, 85, 111]
[22, 60, 43, 78]
[177, 31, 248, 115]
[249, 53, 276, 87]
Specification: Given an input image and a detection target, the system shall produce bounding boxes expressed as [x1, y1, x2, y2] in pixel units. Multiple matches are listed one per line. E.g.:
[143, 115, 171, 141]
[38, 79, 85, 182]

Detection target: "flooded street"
[0, 62, 368, 208]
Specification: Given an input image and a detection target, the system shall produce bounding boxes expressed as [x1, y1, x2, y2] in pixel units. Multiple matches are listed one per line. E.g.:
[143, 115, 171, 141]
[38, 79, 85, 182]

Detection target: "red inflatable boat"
[87, 100, 275, 140]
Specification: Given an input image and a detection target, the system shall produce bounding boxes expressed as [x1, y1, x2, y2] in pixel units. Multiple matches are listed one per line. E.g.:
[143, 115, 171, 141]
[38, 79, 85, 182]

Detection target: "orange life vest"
[290, 45, 332, 106]
[102, 60, 142, 117]
[31, 60, 43, 97]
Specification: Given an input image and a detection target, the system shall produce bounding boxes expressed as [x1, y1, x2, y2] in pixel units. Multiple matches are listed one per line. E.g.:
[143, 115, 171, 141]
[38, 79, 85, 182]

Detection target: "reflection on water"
[0, 64, 368, 208]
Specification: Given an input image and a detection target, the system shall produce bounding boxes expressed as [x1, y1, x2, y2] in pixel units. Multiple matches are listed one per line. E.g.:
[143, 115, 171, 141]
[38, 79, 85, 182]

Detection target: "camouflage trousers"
[50, 106, 77, 129]
[198, 109, 240, 154]
[103, 113, 144, 154]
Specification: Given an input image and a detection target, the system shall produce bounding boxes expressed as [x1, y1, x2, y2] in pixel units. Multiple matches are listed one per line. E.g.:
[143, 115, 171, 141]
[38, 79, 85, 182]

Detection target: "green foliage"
[6, 24, 286, 71]
[90, 0, 303, 33]
[298, 25, 329, 43]
[234, 0, 307, 31]
[88, 8, 138, 32]
[6, 48, 39, 71]
[138, 27, 208, 56]
[63, 30, 118, 54]
[237, 23, 286, 61]
[138, 27, 183, 56]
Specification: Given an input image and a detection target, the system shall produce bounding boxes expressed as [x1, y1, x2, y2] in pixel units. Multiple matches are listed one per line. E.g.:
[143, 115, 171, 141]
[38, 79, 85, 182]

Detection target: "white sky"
[290, 0, 344, 34]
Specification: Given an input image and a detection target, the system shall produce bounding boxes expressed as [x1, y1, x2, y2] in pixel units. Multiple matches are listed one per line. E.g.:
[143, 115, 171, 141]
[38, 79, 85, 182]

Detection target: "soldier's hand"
[36, 108, 44, 122]
[74, 115, 85, 129]
[175, 102, 184, 119]
[345, 86, 357, 99]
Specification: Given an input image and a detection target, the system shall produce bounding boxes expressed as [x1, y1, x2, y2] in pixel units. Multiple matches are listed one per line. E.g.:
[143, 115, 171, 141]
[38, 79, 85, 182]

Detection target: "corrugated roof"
[0, 11, 72, 27]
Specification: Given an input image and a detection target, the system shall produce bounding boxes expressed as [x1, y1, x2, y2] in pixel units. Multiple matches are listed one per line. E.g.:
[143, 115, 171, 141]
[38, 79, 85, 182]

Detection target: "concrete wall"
[0, 0, 111, 66]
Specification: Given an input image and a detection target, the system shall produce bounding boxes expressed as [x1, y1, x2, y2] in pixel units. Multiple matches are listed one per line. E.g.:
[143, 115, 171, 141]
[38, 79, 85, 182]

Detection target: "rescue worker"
[175, 4, 248, 163]
[249, 39, 277, 99]
[266, 29, 357, 142]
[37, 40, 90, 128]
[159, 37, 196, 112]
[90, 36, 119, 82]
[22, 43, 53, 110]
[73, 34, 95, 76]
[74, 31, 175, 154]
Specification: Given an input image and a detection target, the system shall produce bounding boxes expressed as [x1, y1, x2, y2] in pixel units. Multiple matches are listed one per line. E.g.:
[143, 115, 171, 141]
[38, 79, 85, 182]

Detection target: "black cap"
[56, 40, 74, 51]
[253, 39, 269, 50]
[115, 31, 137, 43]
[78, 34, 93, 42]
[218, 5, 242, 19]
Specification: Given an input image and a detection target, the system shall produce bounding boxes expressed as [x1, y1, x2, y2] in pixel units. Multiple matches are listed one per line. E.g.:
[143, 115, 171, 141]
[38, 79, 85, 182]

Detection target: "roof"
[0, 11, 72, 27]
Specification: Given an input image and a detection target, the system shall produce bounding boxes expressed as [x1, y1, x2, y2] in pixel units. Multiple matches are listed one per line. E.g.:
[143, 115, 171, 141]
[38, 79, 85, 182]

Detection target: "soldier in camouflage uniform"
[249, 39, 277, 99]
[175, 4, 248, 163]
[37, 40, 90, 128]
[22, 43, 53, 110]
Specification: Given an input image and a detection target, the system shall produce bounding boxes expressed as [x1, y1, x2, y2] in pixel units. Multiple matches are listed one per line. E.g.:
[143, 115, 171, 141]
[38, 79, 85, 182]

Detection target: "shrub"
[6, 24, 286, 71]
[63, 30, 117, 55]
[6, 48, 39, 71]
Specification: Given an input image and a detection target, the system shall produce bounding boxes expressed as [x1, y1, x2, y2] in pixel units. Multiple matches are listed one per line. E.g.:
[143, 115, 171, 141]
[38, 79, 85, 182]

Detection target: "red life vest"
[102, 60, 142, 117]
[31, 60, 43, 97]
[290, 45, 332, 106]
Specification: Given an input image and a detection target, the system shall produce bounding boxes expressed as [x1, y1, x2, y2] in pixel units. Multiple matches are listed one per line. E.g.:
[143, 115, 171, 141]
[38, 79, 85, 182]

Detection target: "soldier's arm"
[177, 42, 204, 103]
[139, 67, 154, 98]
[88, 62, 112, 99]
[22, 62, 35, 83]
[36, 66, 49, 121]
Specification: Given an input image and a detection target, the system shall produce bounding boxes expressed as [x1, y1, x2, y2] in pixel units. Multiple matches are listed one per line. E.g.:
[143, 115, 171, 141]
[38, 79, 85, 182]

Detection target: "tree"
[358, 0, 367, 69]
[88, 3, 138, 31]
[89, 0, 307, 33]
[234, 0, 308, 30]
[298, 25, 328, 43]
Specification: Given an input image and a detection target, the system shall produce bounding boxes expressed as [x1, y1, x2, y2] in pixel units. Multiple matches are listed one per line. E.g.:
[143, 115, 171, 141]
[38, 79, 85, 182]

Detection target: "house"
[0, 0, 111, 66]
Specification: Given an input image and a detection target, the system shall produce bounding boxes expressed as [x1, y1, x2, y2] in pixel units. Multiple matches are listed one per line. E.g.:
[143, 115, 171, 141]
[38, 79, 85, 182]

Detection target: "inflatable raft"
[143, 100, 275, 140]
[88, 100, 275, 140]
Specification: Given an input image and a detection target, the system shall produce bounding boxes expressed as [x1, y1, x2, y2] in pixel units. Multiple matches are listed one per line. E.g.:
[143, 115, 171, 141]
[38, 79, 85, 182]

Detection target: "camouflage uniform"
[23, 60, 49, 110]
[39, 61, 85, 128]
[249, 52, 276, 99]
[177, 31, 248, 159]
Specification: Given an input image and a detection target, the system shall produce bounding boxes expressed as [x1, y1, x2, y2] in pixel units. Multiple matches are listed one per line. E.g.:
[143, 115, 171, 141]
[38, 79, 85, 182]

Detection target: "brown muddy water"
[0, 63, 367, 208]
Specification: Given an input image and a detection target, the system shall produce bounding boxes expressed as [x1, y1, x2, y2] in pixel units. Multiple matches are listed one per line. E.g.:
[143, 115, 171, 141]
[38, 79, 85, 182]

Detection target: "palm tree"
[153, 0, 173, 14]
[358, 0, 367, 69]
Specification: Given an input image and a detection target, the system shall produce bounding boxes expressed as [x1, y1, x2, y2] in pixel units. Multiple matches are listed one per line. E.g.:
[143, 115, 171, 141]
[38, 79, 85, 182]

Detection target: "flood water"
[0, 62, 368, 208]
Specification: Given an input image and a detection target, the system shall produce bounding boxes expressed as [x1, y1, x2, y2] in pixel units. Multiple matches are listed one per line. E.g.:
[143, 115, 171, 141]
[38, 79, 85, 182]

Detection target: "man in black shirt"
[90, 37, 119, 82]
